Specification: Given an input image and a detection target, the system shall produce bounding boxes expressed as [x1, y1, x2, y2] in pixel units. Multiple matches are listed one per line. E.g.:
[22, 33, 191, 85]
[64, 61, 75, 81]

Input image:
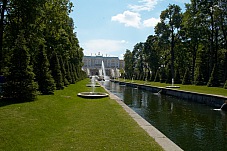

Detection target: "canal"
[102, 81, 227, 151]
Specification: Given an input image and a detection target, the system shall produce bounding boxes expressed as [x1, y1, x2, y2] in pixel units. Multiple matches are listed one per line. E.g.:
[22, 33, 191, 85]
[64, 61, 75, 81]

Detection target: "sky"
[70, 0, 190, 59]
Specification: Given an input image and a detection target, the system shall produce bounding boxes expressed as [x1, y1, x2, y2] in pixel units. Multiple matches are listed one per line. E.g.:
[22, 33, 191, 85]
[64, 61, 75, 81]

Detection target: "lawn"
[120, 79, 227, 97]
[0, 79, 163, 151]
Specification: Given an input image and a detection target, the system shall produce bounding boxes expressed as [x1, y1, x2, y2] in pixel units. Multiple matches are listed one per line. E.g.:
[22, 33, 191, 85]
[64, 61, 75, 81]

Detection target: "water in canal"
[102, 81, 227, 151]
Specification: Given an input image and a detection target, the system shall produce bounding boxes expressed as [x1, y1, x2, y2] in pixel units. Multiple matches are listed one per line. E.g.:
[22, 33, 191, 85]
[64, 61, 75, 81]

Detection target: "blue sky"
[70, 0, 190, 59]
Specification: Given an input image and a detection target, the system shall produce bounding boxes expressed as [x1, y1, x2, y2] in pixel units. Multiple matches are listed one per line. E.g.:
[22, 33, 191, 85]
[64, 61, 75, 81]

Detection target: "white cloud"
[128, 0, 158, 12]
[143, 17, 160, 27]
[111, 11, 141, 28]
[82, 39, 128, 58]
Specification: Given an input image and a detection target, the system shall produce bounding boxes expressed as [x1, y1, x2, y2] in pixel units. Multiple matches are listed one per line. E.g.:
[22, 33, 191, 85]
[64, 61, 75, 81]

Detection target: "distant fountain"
[115, 68, 120, 80]
[101, 61, 106, 77]
[86, 76, 100, 87]
[99, 69, 102, 76]
[78, 75, 108, 98]
[86, 68, 90, 76]
[101, 60, 109, 81]
[111, 69, 115, 79]
[166, 78, 180, 88]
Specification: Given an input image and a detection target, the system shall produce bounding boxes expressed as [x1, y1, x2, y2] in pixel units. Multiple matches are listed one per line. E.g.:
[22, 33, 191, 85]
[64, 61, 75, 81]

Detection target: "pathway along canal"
[102, 81, 227, 151]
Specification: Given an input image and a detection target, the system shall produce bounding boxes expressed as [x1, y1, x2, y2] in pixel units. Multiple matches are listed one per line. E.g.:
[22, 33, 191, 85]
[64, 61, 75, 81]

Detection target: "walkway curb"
[102, 85, 183, 151]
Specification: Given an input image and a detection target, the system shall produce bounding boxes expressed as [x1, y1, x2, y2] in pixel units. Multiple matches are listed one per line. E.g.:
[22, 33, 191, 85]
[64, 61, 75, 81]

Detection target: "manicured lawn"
[0, 79, 163, 151]
[120, 79, 227, 97]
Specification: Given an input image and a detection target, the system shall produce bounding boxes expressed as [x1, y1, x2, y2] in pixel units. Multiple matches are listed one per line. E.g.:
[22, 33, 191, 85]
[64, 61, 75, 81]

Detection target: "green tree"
[144, 35, 160, 78]
[174, 67, 181, 84]
[132, 43, 145, 80]
[207, 64, 220, 87]
[70, 63, 75, 84]
[156, 4, 182, 82]
[160, 67, 167, 83]
[50, 51, 64, 90]
[35, 44, 55, 94]
[154, 69, 160, 82]
[124, 49, 134, 79]
[72, 63, 78, 82]
[4, 33, 38, 102]
[59, 56, 69, 86]
[166, 65, 172, 84]
[182, 68, 191, 85]
[224, 80, 227, 89]
[194, 64, 204, 85]
[65, 61, 72, 84]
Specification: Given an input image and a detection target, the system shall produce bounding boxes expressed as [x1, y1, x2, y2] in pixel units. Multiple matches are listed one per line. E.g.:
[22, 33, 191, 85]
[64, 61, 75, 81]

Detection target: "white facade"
[83, 55, 120, 69]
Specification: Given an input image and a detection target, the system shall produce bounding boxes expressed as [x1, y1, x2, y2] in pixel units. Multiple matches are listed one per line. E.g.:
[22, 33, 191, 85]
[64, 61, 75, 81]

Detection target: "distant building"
[82, 53, 124, 77]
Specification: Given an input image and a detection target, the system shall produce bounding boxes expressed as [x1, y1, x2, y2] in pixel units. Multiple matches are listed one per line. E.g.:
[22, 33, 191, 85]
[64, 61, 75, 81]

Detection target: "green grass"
[120, 79, 227, 97]
[0, 79, 163, 151]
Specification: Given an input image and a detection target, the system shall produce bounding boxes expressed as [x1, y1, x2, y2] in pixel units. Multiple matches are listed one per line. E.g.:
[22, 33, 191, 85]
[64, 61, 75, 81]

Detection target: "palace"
[82, 53, 124, 77]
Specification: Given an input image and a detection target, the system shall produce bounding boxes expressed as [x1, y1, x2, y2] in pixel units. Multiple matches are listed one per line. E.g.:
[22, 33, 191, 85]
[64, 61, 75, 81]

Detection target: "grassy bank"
[119, 79, 227, 97]
[0, 79, 163, 151]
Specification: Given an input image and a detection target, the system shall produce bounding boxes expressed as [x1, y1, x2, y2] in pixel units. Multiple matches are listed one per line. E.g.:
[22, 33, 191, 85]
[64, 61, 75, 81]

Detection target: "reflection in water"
[103, 81, 227, 151]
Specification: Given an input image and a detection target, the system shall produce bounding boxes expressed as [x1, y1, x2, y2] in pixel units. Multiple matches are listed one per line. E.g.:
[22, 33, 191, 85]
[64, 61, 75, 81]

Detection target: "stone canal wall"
[113, 81, 227, 108]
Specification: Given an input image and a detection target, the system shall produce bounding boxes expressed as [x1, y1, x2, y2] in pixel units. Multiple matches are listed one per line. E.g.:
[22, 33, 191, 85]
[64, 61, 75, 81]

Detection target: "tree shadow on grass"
[0, 97, 31, 107]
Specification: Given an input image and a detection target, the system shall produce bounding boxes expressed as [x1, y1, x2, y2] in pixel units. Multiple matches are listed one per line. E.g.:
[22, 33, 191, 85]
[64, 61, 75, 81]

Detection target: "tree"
[132, 43, 145, 80]
[65, 61, 72, 84]
[224, 80, 227, 89]
[154, 69, 160, 82]
[124, 49, 134, 79]
[70, 63, 75, 84]
[207, 64, 220, 87]
[144, 35, 160, 78]
[160, 67, 167, 83]
[4, 33, 38, 102]
[182, 68, 191, 85]
[166, 64, 172, 84]
[174, 67, 181, 84]
[59, 56, 69, 86]
[35, 44, 55, 94]
[50, 51, 64, 90]
[156, 4, 182, 82]
[194, 64, 204, 85]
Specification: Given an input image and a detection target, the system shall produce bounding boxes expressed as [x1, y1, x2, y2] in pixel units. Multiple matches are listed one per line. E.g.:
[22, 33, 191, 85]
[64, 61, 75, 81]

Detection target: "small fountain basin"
[77, 92, 109, 98]
[86, 84, 101, 87]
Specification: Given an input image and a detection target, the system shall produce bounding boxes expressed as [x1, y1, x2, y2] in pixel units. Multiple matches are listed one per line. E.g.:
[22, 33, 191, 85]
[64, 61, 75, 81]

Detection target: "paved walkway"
[102, 86, 183, 151]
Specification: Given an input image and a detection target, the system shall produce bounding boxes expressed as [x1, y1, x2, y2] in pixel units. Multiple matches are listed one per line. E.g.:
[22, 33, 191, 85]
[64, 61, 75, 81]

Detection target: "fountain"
[111, 69, 115, 79]
[86, 76, 100, 87]
[101, 60, 110, 81]
[166, 78, 180, 88]
[78, 76, 108, 98]
[86, 68, 90, 77]
[220, 103, 227, 111]
[115, 68, 120, 80]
